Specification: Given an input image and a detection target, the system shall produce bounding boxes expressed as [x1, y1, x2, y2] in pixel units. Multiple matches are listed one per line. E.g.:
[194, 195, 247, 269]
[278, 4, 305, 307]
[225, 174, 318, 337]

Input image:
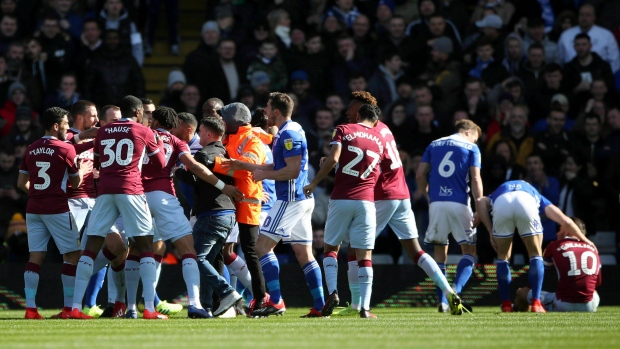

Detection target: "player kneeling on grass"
[513, 217, 601, 312]
[476, 180, 594, 313]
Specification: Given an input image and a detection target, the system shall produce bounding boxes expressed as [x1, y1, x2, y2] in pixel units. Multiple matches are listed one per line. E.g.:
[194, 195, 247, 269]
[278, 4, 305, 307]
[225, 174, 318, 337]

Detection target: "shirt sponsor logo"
[284, 138, 293, 151]
[439, 186, 453, 196]
[508, 184, 522, 190]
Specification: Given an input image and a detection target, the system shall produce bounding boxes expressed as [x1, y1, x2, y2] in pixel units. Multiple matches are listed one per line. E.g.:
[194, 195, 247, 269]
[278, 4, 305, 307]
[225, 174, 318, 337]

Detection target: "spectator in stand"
[0, 54, 11, 106]
[377, 16, 414, 68]
[247, 39, 288, 93]
[502, 33, 526, 77]
[406, 0, 461, 45]
[468, 37, 509, 91]
[558, 3, 619, 73]
[250, 70, 270, 108]
[487, 93, 514, 140]
[368, 50, 405, 110]
[522, 17, 560, 64]
[325, 93, 346, 126]
[518, 43, 547, 105]
[345, 73, 367, 103]
[239, 19, 269, 68]
[33, 15, 73, 93]
[183, 21, 220, 81]
[533, 108, 572, 177]
[563, 34, 615, 112]
[0, 82, 35, 137]
[192, 38, 244, 106]
[551, 10, 577, 42]
[384, 101, 415, 152]
[48, 0, 83, 44]
[24, 38, 51, 97]
[470, 0, 515, 28]
[319, 10, 344, 53]
[236, 86, 256, 113]
[351, 14, 377, 60]
[6, 42, 41, 112]
[328, 0, 360, 28]
[486, 104, 534, 167]
[492, 139, 526, 181]
[73, 19, 103, 88]
[178, 84, 200, 119]
[439, 0, 469, 36]
[331, 35, 373, 98]
[290, 31, 331, 100]
[267, 8, 292, 50]
[558, 153, 597, 233]
[410, 104, 442, 154]
[306, 107, 334, 157]
[6, 105, 41, 146]
[144, 0, 179, 56]
[409, 13, 462, 75]
[83, 30, 145, 106]
[385, 76, 416, 117]
[98, 0, 144, 67]
[420, 36, 462, 114]
[0, 144, 27, 239]
[214, 4, 245, 45]
[0, 14, 19, 54]
[525, 153, 560, 243]
[289, 70, 321, 129]
[529, 63, 569, 120]
[43, 72, 79, 110]
[159, 68, 185, 111]
[374, 0, 393, 36]
[461, 77, 491, 135]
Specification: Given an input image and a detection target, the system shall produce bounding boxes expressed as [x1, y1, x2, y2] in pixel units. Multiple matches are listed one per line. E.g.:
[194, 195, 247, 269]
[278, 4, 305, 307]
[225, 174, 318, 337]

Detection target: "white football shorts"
[260, 199, 314, 245]
[26, 212, 79, 254]
[87, 194, 152, 238]
[492, 191, 543, 238]
[425, 201, 475, 245]
[375, 199, 418, 240]
[324, 199, 376, 250]
[68, 197, 95, 233]
[146, 191, 192, 243]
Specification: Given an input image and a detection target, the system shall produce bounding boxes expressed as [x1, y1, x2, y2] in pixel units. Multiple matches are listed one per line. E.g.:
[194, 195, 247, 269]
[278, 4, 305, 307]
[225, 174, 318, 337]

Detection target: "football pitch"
[2, 307, 620, 349]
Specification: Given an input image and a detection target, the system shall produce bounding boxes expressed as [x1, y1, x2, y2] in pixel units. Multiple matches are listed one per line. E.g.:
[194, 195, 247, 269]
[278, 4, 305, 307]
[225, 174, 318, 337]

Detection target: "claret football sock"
[72, 250, 97, 311]
[529, 256, 544, 301]
[226, 252, 253, 295]
[303, 260, 325, 311]
[181, 254, 202, 308]
[496, 259, 512, 302]
[358, 260, 373, 311]
[454, 254, 475, 294]
[61, 262, 77, 309]
[415, 251, 454, 297]
[347, 257, 360, 310]
[125, 255, 141, 311]
[435, 262, 448, 305]
[260, 252, 282, 303]
[140, 252, 157, 312]
[322, 252, 338, 294]
[24, 262, 40, 309]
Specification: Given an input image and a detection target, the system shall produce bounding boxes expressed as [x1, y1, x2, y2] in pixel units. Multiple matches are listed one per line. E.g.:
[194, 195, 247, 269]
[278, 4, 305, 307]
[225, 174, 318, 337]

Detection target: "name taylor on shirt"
[30, 147, 55, 156]
[344, 131, 384, 153]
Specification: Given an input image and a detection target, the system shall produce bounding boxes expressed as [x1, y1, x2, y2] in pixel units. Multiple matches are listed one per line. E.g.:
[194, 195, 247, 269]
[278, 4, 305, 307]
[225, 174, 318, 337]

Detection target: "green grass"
[2, 307, 620, 349]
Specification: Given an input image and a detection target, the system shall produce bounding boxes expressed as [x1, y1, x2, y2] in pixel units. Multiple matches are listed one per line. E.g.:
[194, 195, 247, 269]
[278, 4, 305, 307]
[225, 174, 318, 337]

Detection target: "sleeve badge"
[284, 138, 293, 151]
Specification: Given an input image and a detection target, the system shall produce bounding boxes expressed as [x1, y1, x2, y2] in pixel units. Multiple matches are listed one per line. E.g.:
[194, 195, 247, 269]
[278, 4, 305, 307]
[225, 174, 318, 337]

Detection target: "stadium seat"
[592, 232, 616, 254]
[372, 254, 394, 265]
[599, 254, 617, 266]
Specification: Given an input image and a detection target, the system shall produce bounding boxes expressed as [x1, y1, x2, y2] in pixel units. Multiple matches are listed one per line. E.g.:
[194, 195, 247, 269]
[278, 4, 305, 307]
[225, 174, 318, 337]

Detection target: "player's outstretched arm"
[221, 158, 274, 173]
[544, 204, 594, 246]
[415, 162, 431, 203]
[180, 153, 244, 201]
[476, 197, 497, 251]
[303, 144, 341, 197]
[469, 166, 483, 201]
[17, 173, 29, 193]
[253, 155, 301, 182]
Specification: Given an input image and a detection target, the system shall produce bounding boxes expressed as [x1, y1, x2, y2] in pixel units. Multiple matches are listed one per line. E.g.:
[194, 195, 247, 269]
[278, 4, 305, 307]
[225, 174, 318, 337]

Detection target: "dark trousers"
[238, 223, 266, 300]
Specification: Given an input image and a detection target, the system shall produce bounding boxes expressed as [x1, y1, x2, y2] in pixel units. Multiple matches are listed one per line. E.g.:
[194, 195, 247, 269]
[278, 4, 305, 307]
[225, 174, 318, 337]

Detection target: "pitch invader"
[70, 96, 168, 320]
[334, 92, 466, 316]
[416, 119, 483, 314]
[304, 97, 384, 318]
[126, 106, 241, 319]
[225, 94, 325, 317]
[17, 108, 84, 319]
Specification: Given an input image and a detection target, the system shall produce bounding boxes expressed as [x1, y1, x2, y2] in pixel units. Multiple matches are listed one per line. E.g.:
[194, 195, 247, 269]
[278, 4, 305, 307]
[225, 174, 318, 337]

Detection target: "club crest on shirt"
[284, 138, 293, 151]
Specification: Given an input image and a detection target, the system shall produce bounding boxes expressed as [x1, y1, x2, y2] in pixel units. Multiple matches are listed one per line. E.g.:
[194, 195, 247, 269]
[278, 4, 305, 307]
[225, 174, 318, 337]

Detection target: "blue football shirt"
[262, 142, 276, 211]
[421, 133, 481, 205]
[272, 120, 310, 201]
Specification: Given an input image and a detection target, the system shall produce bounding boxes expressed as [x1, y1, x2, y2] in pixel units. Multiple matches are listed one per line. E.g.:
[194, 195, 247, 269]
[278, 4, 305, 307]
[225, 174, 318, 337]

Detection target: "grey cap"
[8, 81, 26, 98]
[250, 70, 270, 88]
[220, 102, 251, 133]
[432, 36, 453, 54]
[475, 14, 503, 29]
[201, 21, 220, 35]
[167, 70, 186, 88]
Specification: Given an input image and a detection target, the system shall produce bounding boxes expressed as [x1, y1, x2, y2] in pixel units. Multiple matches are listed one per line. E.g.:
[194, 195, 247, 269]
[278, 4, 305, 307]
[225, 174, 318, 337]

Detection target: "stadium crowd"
[1, 0, 619, 267]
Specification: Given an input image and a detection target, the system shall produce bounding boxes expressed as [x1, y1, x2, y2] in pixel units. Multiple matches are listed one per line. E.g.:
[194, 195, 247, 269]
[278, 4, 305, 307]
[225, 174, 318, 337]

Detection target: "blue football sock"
[303, 260, 325, 311]
[154, 292, 161, 306]
[496, 260, 512, 302]
[454, 254, 475, 294]
[436, 263, 448, 304]
[84, 267, 106, 307]
[260, 253, 281, 303]
[529, 256, 544, 300]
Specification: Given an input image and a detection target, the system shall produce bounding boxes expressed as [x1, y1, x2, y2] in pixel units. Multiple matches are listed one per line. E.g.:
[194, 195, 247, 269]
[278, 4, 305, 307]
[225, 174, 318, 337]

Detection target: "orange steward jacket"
[213, 124, 266, 225]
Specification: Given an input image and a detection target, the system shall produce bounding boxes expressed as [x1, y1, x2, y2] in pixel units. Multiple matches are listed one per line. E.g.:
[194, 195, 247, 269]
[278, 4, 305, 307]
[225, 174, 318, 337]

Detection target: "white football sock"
[140, 255, 157, 312]
[182, 257, 202, 308]
[347, 261, 361, 310]
[323, 256, 338, 294]
[124, 258, 140, 310]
